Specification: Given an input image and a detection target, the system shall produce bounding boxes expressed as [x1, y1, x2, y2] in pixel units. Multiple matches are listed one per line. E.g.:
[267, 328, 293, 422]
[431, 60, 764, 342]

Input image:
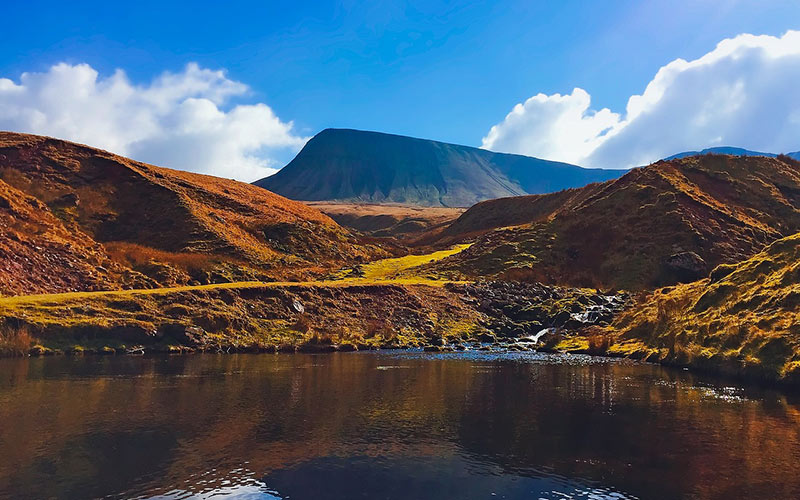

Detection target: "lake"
[1, 351, 799, 499]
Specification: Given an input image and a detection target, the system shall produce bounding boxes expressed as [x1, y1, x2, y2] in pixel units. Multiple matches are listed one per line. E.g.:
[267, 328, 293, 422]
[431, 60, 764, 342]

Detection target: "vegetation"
[427, 154, 800, 290]
[596, 232, 800, 384]
[306, 202, 464, 240]
[0, 243, 481, 354]
[0, 324, 32, 356]
[0, 131, 385, 295]
[4, 132, 800, 389]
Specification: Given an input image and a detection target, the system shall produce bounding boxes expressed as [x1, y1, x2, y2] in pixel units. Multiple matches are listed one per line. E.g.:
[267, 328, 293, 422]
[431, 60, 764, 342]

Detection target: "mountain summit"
[254, 129, 626, 207]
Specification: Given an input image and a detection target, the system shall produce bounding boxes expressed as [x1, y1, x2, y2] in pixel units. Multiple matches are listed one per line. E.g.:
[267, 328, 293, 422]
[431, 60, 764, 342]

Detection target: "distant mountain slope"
[0, 132, 376, 295]
[665, 146, 800, 160]
[425, 154, 800, 290]
[254, 129, 626, 207]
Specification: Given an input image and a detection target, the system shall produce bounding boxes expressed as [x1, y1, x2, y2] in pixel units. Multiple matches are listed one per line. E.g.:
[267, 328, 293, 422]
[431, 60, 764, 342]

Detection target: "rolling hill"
[0, 132, 378, 296]
[254, 128, 626, 207]
[424, 153, 800, 290]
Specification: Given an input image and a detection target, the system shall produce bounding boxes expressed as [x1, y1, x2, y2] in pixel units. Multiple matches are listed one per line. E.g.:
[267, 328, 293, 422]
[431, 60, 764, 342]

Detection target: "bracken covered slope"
[0, 132, 377, 295]
[426, 154, 800, 290]
[606, 231, 800, 384]
[255, 128, 626, 207]
[0, 178, 141, 295]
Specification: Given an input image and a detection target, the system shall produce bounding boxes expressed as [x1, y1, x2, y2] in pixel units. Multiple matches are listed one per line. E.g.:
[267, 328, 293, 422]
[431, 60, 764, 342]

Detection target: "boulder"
[664, 251, 708, 283]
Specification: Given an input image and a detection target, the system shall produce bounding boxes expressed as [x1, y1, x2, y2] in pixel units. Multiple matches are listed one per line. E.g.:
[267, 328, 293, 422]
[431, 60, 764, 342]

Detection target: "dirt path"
[0, 244, 472, 307]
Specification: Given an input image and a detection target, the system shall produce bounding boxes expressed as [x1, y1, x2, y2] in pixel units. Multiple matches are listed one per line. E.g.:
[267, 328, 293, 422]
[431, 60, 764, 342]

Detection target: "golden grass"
[0, 324, 32, 356]
[605, 232, 800, 382]
[429, 155, 800, 290]
[105, 242, 218, 271]
[0, 244, 473, 309]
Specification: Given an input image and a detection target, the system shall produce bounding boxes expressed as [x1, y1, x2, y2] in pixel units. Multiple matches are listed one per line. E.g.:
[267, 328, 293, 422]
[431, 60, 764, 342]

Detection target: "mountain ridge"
[665, 146, 800, 160]
[255, 128, 626, 207]
[422, 153, 800, 289]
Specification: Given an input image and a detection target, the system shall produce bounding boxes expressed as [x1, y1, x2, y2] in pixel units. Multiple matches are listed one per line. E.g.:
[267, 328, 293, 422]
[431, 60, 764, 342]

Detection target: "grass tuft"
[0, 324, 33, 355]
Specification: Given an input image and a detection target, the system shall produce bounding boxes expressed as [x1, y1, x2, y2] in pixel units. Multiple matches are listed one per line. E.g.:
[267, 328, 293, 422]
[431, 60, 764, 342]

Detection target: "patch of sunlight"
[359, 243, 471, 280]
[0, 244, 473, 307]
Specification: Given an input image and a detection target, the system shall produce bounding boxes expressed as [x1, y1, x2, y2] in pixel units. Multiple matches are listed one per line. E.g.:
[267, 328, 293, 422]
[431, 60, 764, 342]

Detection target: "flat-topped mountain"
[254, 128, 626, 207]
[0, 132, 376, 295]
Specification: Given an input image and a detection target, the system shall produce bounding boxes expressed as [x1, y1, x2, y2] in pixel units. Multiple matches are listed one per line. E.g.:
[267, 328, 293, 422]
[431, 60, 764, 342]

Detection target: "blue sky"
[2, 1, 800, 179]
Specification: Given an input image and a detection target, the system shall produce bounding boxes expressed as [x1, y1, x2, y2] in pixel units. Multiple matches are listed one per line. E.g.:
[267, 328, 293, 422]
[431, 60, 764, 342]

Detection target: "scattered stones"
[448, 281, 629, 341]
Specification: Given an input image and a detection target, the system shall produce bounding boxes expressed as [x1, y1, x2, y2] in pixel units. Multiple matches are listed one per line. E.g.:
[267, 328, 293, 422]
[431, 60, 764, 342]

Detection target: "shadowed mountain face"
[254, 129, 626, 207]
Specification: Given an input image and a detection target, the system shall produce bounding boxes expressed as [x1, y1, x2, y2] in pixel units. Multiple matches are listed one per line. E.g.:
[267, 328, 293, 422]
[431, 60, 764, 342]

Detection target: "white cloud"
[482, 30, 800, 169]
[0, 62, 307, 181]
[481, 88, 620, 165]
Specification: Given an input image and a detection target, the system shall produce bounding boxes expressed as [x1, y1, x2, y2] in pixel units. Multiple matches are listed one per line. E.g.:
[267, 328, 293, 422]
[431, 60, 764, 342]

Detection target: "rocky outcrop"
[447, 281, 629, 339]
[663, 251, 708, 283]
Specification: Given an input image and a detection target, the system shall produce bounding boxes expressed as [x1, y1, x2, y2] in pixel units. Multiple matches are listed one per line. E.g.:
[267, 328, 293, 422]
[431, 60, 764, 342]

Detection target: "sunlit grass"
[0, 244, 473, 308]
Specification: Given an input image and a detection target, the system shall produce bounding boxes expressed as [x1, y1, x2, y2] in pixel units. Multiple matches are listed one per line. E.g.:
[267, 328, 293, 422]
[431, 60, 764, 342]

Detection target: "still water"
[1, 351, 799, 499]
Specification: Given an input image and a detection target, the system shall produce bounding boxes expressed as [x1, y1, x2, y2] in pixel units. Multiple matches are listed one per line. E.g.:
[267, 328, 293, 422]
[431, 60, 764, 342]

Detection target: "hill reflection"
[0, 352, 798, 499]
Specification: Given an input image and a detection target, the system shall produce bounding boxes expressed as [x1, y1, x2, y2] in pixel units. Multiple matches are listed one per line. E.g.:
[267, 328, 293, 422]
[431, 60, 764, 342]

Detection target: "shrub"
[0, 325, 33, 356]
[364, 318, 394, 339]
[105, 242, 216, 274]
[306, 330, 333, 345]
[292, 313, 312, 334]
[586, 327, 613, 354]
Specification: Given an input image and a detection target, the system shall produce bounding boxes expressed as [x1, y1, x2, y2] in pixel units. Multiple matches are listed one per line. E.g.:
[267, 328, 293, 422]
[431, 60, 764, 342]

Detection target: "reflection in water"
[0, 351, 799, 499]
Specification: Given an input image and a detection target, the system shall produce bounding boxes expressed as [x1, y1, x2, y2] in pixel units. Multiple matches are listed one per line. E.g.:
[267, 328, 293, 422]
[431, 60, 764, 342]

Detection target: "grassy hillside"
[602, 231, 800, 384]
[0, 132, 381, 295]
[0, 244, 481, 355]
[427, 154, 800, 290]
[255, 128, 625, 207]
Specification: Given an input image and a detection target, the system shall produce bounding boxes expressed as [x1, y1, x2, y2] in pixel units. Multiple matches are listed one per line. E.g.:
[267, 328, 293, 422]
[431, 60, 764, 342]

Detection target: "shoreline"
[5, 341, 799, 392]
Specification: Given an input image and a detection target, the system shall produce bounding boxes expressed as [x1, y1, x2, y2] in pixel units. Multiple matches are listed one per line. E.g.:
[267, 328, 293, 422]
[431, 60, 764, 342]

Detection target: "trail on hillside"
[0, 244, 472, 307]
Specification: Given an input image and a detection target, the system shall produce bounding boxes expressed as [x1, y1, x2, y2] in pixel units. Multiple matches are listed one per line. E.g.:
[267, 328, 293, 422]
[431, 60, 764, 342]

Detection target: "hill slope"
[0, 132, 376, 296]
[606, 231, 800, 384]
[254, 128, 626, 207]
[425, 154, 800, 289]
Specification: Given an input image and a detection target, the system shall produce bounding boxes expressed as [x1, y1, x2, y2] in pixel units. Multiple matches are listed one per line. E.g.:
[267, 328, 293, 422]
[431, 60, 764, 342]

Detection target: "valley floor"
[2, 241, 799, 388]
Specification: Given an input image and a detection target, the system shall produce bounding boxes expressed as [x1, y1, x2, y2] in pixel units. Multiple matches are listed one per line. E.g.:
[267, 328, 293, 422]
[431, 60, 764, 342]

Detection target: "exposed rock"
[448, 281, 629, 340]
[664, 251, 708, 283]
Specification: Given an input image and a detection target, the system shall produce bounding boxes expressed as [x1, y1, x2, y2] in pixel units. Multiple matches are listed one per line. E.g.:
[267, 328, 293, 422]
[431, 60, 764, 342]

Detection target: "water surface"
[1, 351, 799, 499]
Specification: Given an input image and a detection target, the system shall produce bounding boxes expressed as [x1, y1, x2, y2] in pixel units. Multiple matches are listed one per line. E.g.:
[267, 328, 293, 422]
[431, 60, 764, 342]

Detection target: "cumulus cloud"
[0, 62, 307, 181]
[482, 30, 800, 169]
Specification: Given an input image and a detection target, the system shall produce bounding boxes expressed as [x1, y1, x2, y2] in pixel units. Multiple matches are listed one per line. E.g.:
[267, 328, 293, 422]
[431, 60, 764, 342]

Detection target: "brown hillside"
[0, 132, 377, 295]
[0, 178, 153, 296]
[605, 231, 800, 384]
[428, 154, 800, 289]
